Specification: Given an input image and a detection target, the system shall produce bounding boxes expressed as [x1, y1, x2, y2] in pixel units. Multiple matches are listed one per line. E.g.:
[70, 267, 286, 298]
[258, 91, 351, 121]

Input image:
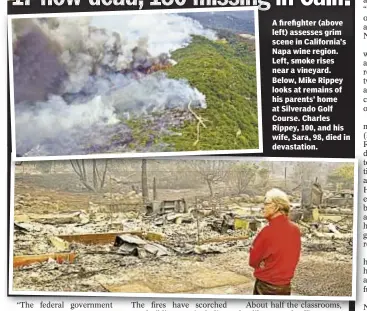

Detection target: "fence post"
[153, 177, 157, 200]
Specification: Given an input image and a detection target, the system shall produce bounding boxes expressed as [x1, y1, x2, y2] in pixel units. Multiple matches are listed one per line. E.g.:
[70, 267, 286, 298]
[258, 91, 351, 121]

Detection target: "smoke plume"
[12, 14, 217, 156]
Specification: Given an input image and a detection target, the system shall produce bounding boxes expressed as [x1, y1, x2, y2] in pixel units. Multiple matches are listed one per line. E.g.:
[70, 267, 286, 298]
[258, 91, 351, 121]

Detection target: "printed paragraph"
[271, 19, 349, 151]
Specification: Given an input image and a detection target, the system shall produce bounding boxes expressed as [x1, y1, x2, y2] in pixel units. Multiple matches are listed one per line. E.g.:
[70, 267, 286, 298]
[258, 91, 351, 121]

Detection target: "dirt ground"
[12, 247, 353, 296]
[12, 178, 353, 297]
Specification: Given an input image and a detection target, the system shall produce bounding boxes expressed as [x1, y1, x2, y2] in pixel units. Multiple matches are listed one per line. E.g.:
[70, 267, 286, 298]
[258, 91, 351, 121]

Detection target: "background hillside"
[178, 11, 255, 34]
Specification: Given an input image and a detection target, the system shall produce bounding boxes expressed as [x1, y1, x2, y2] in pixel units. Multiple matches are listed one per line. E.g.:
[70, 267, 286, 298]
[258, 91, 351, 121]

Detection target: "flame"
[146, 63, 173, 74]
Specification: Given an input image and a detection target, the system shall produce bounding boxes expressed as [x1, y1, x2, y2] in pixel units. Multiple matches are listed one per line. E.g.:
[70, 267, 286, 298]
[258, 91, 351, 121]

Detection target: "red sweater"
[249, 214, 301, 285]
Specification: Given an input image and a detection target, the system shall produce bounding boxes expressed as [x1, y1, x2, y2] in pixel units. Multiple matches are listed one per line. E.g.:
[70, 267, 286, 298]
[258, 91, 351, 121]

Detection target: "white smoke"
[15, 95, 119, 155]
[12, 13, 216, 156]
[90, 13, 217, 57]
[15, 74, 207, 156]
[109, 73, 207, 117]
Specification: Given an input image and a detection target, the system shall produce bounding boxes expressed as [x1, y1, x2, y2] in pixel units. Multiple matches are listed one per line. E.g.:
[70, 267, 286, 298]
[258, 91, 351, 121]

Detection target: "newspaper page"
[2, 0, 363, 311]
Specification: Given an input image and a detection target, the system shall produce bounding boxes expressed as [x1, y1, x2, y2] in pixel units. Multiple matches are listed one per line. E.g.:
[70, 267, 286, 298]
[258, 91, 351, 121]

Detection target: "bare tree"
[36, 161, 54, 174]
[190, 160, 229, 197]
[70, 159, 108, 192]
[292, 162, 325, 186]
[257, 167, 270, 188]
[229, 162, 258, 194]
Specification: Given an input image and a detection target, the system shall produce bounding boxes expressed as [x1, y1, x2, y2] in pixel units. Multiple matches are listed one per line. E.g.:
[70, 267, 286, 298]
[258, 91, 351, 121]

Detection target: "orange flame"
[146, 63, 173, 74]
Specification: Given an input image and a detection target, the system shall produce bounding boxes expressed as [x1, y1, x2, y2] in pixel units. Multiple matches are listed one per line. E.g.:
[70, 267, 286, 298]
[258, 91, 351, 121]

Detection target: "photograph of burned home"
[11, 158, 355, 297]
[10, 10, 259, 158]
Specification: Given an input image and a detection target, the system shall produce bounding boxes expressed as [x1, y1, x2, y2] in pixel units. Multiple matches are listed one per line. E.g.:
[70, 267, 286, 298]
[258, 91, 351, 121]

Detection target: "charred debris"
[14, 179, 353, 271]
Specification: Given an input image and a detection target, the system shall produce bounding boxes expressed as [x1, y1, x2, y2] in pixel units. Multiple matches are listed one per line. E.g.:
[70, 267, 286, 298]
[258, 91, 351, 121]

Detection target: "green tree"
[328, 164, 354, 187]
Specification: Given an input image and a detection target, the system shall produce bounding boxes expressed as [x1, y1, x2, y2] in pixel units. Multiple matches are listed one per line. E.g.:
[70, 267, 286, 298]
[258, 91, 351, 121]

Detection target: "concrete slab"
[192, 282, 255, 294]
[145, 275, 198, 293]
[188, 268, 251, 289]
[101, 267, 252, 294]
[103, 282, 153, 293]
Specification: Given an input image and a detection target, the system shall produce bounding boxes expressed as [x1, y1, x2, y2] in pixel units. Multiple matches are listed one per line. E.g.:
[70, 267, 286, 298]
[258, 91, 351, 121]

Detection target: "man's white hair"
[264, 188, 290, 214]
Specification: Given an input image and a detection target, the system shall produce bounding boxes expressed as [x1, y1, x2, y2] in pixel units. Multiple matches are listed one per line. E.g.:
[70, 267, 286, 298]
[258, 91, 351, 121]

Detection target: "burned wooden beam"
[58, 231, 165, 245]
[13, 252, 76, 268]
[58, 232, 136, 245]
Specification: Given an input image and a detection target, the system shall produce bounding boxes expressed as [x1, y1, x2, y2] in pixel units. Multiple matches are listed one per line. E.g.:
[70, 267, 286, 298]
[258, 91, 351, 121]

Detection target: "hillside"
[178, 12, 255, 34]
[124, 33, 258, 152]
[161, 35, 258, 151]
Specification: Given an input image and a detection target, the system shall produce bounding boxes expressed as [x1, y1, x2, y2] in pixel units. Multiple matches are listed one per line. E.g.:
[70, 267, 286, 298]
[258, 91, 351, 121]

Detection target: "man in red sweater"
[249, 188, 301, 295]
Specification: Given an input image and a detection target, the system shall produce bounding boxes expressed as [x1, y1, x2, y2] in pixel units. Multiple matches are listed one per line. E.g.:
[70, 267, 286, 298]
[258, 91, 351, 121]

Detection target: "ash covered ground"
[12, 161, 354, 296]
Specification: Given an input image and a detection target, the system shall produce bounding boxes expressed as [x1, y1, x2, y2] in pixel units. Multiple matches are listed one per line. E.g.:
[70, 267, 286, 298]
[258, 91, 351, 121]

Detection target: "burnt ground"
[12, 178, 353, 297]
[20, 109, 198, 157]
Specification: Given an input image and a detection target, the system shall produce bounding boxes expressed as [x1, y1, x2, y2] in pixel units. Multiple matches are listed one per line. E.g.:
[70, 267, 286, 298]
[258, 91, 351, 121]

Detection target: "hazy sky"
[90, 13, 216, 57]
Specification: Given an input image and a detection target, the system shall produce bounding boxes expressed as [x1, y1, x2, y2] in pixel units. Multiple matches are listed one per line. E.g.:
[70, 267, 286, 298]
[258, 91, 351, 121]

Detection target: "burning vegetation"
[11, 12, 259, 157]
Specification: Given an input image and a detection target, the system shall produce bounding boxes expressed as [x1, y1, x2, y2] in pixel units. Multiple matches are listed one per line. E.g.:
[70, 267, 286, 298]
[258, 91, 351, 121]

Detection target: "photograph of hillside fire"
[9, 10, 260, 159]
[11, 158, 356, 298]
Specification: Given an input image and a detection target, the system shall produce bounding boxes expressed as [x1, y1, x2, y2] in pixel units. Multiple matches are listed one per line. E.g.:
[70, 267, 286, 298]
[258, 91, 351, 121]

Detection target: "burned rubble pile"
[291, 188, 354, 256]
[12, 189, 354, 293]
